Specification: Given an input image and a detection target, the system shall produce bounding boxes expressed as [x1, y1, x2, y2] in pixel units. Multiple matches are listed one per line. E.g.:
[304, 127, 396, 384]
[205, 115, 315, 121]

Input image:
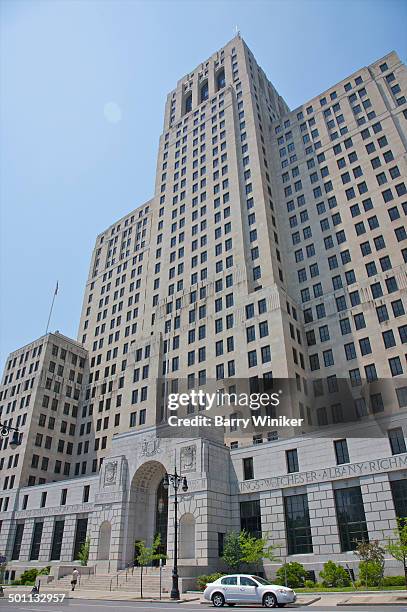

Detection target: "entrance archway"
[127, 461, 168, 565]
[97, 521, 111, 560]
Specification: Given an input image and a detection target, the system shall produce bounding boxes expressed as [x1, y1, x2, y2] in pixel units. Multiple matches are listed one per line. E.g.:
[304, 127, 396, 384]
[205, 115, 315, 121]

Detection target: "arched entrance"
[97, 521, 111, 560]
[127, 461, 168, 565]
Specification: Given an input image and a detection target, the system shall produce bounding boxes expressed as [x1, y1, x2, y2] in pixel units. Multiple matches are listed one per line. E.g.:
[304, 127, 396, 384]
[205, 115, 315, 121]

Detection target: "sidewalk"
[302, 590, 407, 607]
[3, 585, 407, 606]
[337, 592, 407, 607]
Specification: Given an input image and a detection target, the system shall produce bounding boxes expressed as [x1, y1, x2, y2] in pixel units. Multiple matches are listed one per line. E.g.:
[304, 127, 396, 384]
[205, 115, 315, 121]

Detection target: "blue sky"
[1, 0, 406, 367]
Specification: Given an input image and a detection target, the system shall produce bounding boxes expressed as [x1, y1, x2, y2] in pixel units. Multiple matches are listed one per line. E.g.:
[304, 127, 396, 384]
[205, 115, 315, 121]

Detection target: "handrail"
[107, 562, 163, 592]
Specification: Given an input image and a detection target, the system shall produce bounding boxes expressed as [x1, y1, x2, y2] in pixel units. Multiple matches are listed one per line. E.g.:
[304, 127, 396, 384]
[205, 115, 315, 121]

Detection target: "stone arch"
[179, 512, 195, 559]
[97, 521, 111, 560]
[126, 460, 168, 565]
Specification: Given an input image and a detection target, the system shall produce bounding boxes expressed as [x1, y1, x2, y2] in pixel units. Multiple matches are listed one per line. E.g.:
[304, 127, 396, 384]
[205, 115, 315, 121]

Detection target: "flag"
[55, 281, 59, 296]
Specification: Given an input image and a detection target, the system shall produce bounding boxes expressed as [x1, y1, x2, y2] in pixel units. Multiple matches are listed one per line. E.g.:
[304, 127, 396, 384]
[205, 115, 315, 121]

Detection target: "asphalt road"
[2, 600, 407, 612]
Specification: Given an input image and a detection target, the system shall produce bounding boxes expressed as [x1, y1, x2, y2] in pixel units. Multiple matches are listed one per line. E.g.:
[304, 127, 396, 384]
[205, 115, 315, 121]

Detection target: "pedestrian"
[71, 568, 79, 591]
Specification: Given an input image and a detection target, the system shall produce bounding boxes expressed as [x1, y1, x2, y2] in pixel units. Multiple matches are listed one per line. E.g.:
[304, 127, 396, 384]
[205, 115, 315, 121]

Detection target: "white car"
[203, 574, 296, 608]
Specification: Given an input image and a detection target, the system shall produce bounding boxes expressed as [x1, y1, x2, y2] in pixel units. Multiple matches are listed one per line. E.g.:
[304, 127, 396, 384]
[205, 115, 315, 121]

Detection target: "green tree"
[221, 531, 278, 573]
[221, 531, 242, 571]
[319, 561, 350, 588]
[239, 531, 278, 572]
[78, 537, 90, 566]
[135, 534, 166, 598]
[386, 518, 407, 588]
[358, 561, 384, 587]
[355, 540, 385, 587]
[19, 569, 39, 585]
[276, 562, 307, 589]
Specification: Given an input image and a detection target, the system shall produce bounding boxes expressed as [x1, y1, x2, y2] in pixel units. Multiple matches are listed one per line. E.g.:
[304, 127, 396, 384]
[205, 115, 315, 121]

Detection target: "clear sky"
[1, 0, 406, 367]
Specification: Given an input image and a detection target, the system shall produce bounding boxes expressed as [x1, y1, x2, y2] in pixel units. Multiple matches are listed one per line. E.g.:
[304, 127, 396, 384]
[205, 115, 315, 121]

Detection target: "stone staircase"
[53, 566, 170, 595]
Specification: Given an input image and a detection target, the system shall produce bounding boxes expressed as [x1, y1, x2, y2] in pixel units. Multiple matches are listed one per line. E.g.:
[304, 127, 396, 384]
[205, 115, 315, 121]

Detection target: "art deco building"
[0, 35, 406, 585]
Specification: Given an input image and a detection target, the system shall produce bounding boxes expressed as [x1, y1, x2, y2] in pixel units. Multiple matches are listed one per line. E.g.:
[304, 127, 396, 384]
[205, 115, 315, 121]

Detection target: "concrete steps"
[55, 568, 170, 593]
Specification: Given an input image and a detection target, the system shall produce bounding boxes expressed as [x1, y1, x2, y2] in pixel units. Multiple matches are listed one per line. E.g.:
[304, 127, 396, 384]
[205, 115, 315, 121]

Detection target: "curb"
[199, 597, 320, 607]
[339, 598, 407, 607]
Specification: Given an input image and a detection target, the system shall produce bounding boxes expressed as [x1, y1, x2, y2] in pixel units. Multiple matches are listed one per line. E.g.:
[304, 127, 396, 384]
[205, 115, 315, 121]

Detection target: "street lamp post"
[0, 423, 21, 449]
[162, 469, 188, 600]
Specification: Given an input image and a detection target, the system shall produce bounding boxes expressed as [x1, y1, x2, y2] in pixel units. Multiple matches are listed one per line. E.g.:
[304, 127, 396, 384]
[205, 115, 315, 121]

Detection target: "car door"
[220, 576, 240, 601]
[238, 576, 259, 602]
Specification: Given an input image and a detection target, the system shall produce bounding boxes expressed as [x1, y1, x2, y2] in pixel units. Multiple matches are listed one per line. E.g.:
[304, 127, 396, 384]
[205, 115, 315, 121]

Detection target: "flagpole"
[45, 282, 58, 335]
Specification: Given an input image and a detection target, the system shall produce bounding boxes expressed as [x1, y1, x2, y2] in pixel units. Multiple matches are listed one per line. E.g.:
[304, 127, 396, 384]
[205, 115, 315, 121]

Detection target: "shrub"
[319, 561, 351, 588]
[196, 572, 225, 591]
[78, 538, 90, 567]
[38, 566, 51, 576]
[303, 579, 316, 589]
[276, 562, 307, 589]
[382, 575, 406, 587]
[19, 569, 39, 585]
[359, 560, 383, 587]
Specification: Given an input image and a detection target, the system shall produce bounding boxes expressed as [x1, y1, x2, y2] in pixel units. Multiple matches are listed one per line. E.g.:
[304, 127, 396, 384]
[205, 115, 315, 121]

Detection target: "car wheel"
[263, 593, 278, 608]
[212, 593, 225, 607]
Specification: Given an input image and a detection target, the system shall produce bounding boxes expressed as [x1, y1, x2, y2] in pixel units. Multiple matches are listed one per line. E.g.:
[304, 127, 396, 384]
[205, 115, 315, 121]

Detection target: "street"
[2, 599, 407, 612]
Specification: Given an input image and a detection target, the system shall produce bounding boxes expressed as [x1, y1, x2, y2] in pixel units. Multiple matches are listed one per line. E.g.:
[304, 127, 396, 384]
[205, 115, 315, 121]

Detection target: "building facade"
[0, 36, 407, 584]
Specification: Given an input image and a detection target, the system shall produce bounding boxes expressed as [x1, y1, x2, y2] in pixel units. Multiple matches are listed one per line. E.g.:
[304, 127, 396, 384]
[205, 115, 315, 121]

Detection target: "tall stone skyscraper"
[0, 36, 406, 583]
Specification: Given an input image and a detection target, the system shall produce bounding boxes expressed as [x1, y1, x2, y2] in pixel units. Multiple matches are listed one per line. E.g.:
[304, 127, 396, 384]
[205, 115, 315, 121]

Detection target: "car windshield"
[251, 576, 271, 585]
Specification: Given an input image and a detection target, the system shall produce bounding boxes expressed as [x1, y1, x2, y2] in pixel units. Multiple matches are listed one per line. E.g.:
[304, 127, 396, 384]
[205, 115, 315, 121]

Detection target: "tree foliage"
[386, 518, 407, 587]
[221, 531, 242, 571]
[135, 534, 166, 598]
[78, 537, 90, 566]
[276, 562, 307, 589]
[355, 540, 385, 587]
[221, 531, 278, 572]
[319, 561, 351, 588]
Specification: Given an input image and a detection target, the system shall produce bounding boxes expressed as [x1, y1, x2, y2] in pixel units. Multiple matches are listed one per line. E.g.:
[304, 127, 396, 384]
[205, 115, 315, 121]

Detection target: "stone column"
[307, 482, 341, 555]
[38, 516, 54, 562]
[18, 518, 34, 561]
[60, 515, 77, 562]
[261, 489, 287, 556]
[360, 473, 397, 541]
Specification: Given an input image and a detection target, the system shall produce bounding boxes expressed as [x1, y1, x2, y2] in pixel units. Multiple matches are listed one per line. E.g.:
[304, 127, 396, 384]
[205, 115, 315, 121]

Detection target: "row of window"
[242, 429, 406, 482]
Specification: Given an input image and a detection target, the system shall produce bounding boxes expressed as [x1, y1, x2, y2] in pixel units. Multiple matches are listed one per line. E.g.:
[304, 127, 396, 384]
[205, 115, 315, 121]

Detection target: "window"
[50, 520, 65, 561]
[391, 480, 407, 519]
[286, 449, 299, 473]
[73, 518, 88, 561]
[392, 300, 405, 317]
[389, 356, 403, 376]
[240, 500, 261, 537]
[284, 494, 313, 555]
[359, 337, 372, 356]
[29, 522, 44, 561]
[334, 487, 368, 551]
[388, 428, 406, 455]
[383, 330, 396, 348]
[243, 457, 254, 480]
[334, 439, 349, 464]
[12, 524, 24, 560]
[83, 485, 90, 503]
[344, 342, 356, 361]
